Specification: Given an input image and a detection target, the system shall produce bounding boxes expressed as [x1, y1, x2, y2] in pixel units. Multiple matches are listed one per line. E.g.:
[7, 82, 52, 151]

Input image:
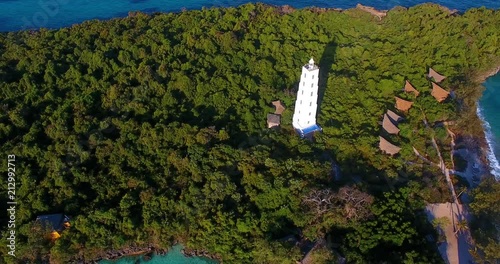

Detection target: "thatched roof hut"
[386, 109, 403, 123]
[379, 136, 401, 155]
[431, 82, 450, 102]
[404, 80, 420, 96]
[272, 100, 285, 115]
[395, 97, 413, 112]
[428, 68, 446, 83]
[267, 114, 281, 128]
[382, 114, 400, 135]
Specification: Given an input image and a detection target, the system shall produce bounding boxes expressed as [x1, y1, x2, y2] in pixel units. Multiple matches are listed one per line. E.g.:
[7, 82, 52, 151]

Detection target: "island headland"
[0, 3, 499, 264]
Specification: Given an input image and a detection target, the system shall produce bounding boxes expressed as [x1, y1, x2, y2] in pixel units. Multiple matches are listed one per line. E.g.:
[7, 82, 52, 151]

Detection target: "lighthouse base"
[294, 124, 322, 138]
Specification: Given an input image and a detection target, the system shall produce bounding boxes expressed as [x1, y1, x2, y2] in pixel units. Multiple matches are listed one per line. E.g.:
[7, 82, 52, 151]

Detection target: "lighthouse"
[292, 58, 322, 137]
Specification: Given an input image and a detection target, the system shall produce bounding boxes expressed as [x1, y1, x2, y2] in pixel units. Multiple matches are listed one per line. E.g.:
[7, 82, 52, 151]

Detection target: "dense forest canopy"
[1, 3, 499, 263]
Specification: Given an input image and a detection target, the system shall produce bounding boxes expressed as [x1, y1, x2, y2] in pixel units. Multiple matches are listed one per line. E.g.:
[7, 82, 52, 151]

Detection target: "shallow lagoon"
[99, 245, 217, 264]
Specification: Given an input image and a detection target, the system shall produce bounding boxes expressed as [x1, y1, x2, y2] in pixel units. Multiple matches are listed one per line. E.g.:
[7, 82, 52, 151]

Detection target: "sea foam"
[477, 105, 500, 180]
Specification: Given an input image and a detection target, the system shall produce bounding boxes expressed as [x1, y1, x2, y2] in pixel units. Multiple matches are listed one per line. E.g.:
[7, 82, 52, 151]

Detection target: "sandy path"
[426, 203, 473, 264]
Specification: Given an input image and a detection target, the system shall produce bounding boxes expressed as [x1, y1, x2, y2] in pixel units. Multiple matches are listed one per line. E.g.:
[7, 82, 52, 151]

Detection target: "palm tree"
[432, 216, 450, 231]
[454, 220, 469, 235]
[432, 217, 450, 243]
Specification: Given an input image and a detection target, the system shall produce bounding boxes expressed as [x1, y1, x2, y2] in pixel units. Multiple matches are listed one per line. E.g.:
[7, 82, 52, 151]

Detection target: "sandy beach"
[426, 202, 473, 264]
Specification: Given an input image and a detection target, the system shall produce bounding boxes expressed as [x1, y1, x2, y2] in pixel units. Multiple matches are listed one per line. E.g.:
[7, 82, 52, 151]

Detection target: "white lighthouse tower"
[292, 58, 322, 136]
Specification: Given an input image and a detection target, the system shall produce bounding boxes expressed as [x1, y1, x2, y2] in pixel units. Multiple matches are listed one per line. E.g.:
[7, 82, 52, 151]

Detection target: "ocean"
[480, 75, 500, 179]
[1, 0, 500, 32]
[1, 0, 499, 263]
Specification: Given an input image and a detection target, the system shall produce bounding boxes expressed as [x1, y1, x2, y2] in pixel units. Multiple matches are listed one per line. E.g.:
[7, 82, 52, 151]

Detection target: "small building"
[382, 113, 400, 135]
[394, 97, 413, 112]
[267, 114, 281, 128]
[379, 136, 401, 155]
[427, 68, 446, 83]
[271, 100, 285, 115]
[431, 82, 450, 102]
[36, 214, 70, 240]
[404, 80, 420, 96]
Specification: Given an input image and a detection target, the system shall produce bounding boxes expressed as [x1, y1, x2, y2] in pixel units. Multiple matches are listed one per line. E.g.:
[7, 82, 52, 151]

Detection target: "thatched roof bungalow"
[379, 136, 401, 155]
[267, 114, 281, 128]
[386, 109, 403, 123]
[382, 114, 400, 135]
[404, 80, 420, 96]
[395, 97, 413, 112]
[272, 100, 285, 115]
[428, 68, 446, 83]
[431, 82, 450, 102]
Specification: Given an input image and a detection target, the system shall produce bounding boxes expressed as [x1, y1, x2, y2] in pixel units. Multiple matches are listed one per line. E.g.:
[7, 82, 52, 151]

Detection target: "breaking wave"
[477, 105, 500, 180]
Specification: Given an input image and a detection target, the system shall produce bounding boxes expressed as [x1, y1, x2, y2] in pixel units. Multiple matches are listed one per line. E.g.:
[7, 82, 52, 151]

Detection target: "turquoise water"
[1, 0, 500, 32]
[99, 245, 218, 264]
[480, 74, 500, 179]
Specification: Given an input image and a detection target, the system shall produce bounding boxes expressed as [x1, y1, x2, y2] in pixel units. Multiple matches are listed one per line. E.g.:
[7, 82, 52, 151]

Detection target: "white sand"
[426, 203, 474, 264]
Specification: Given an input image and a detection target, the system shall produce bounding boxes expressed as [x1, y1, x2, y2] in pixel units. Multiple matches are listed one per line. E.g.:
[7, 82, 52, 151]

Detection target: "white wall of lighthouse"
[292, 58, 319, 130]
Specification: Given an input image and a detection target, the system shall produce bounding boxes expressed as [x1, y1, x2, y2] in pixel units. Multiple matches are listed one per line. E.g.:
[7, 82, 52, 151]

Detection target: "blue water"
[480, 75, 500, 179]
[99, 245, 218, 264]
[1, 0, 500, 32]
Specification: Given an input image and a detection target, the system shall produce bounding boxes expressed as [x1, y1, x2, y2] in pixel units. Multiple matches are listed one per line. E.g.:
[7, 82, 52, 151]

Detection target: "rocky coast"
[71, 244, 168, 264]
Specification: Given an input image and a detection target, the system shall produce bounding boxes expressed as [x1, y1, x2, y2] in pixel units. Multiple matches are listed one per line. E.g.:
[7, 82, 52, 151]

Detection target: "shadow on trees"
[317, 41, 337, 116]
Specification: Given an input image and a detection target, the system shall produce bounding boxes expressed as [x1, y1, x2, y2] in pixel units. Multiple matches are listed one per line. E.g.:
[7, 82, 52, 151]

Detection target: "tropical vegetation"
[0, 3, 499, 263]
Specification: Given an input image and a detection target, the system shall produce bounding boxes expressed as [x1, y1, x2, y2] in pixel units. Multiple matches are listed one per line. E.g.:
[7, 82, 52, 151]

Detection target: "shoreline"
[449, 63, 500, 184]
[474, 66, 500, 83]
[73, 245, 168, 263]
[79, 244, 220, 264]
[0, 2, 494, 33]
[477, 106, 500, 179]
[0, 3, 380, 33]
[434, 65, 500, 263]
[473, 65, 500, 180]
